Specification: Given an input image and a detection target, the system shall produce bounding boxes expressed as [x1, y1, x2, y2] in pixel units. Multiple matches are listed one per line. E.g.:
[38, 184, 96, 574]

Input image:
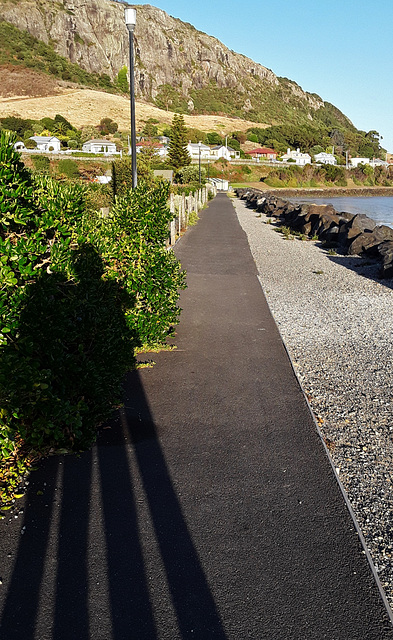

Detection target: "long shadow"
[0, 372, 228, 639]
[0, 253, 228, 639]
[97, 370, 229, 639]
[0, 457, 61, 640]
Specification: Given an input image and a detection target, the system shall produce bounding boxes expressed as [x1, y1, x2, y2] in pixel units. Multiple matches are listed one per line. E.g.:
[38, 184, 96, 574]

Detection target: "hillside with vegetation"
[0, 0, 385, 160]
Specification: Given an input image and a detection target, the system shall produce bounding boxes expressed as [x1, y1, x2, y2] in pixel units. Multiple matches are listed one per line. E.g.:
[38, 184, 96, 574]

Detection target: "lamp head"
[125, 7, 136, 32]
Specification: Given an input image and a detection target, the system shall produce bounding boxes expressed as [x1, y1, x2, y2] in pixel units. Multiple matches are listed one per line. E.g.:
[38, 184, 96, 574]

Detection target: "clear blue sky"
[130, 0, 393, 153]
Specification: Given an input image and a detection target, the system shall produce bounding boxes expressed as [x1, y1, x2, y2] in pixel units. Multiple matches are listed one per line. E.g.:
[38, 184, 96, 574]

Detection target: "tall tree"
[168, 114, 191, 169]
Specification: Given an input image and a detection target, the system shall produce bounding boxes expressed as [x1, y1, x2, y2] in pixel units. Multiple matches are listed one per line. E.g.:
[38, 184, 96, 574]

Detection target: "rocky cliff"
[0, 0, 348, 126]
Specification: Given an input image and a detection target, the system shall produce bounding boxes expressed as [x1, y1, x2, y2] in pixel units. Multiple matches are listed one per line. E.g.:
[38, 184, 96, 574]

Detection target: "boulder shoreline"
[236, 187, 393, 278]
[233, 194, 393, 609]
[255, 186, 393, 198]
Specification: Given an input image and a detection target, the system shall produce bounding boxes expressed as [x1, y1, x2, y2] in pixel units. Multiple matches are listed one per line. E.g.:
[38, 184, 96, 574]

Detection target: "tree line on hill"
[0, 109, 386, 170]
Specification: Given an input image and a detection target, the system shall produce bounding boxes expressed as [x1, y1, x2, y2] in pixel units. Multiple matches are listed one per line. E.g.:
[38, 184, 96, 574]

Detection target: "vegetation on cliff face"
[0, 1, 385, 158]
[0, 1, 357, 130]
[0, 21, 119, 92]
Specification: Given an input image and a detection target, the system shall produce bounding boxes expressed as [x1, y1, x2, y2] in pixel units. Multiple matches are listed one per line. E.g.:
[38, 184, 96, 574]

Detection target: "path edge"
[255, 272, 393, 627]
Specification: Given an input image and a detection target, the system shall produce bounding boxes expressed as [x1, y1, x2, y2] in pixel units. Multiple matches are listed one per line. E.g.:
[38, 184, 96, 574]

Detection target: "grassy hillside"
[0, 19, 385, 159]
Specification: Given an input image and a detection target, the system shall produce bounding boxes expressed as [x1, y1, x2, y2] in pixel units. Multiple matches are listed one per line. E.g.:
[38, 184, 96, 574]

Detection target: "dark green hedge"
[0, 131, 185, 457]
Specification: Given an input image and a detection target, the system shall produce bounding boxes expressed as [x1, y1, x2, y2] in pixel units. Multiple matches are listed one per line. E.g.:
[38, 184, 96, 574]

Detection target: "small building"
[82, 139, 117, 155]
[281, 148, 311, 166]
[14, 141, 27, 152]
[349, 157, 371, 168]
[187, 142, 211, 160]
[369, 158, 389, 168]
[208, 178, 229, 191]
[248, 147, 278, 161]
[209, 145, 240, 161]
[135, 141, 168, 158]
[314, 152, 337, 165]
[29, 136, 61, 153]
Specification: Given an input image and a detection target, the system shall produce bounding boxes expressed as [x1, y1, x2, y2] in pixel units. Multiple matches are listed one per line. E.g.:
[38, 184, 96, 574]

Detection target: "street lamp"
[125, 6, 137, 188]
[198, 140, 201, 185]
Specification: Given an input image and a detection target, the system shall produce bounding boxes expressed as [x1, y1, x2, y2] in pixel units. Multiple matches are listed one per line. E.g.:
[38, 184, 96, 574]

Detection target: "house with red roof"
[248, 147, 278, 160]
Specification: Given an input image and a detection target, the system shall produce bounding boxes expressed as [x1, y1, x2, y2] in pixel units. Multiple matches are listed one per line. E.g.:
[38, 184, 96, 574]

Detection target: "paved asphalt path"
[1, 192, 393, 639]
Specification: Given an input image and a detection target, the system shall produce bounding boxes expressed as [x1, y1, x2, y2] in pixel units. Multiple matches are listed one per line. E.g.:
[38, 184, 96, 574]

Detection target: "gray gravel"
[234, 196, 393, 606]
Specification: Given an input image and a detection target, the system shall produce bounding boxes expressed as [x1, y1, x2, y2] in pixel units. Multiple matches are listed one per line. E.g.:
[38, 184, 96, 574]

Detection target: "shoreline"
[233, 195, 393, 608]
[236, 185, 393, 198]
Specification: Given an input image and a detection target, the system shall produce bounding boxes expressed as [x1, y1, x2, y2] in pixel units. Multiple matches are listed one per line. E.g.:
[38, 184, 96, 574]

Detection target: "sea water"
[290, 196, 393, 229]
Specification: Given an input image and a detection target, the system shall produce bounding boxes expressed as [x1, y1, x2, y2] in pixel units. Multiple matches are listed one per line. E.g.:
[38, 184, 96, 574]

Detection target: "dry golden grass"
[0, 84, 269, 133]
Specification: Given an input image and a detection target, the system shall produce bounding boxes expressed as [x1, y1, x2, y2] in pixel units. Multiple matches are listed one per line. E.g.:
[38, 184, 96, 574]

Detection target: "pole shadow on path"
[0, 368, 228, 640]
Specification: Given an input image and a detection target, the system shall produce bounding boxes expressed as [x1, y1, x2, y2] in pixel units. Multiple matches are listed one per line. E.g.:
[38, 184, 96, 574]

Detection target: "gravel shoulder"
[233, 195, 393, 606]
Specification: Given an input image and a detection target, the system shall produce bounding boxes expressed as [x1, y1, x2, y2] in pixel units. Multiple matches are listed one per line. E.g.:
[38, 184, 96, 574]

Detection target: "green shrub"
[0, 132, 186, 467]
[112, 155, 157, 197]
[31, 154, 50, 173]
[176, 165, 206, 184]
[57, 158, 80, 178]
[85, 182, 112, 212]
[97, 182, 186, 348]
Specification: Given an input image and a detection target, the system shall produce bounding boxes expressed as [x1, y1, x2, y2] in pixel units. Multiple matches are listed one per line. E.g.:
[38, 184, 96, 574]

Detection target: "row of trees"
[245, 124, 385, 160]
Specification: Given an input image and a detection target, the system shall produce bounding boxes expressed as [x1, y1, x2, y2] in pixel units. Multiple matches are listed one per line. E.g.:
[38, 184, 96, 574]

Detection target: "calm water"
[290, 196, 393, 229]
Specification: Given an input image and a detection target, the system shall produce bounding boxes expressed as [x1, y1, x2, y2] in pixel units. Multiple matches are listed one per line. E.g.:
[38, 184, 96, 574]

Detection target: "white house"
[209, 145, 240, 160]
[350, 157, 371, 168]
[135, 141, 168, 158]
[282, 148, 311, 166]
[187, 142, 211, 160]
[82, 139, 117, 155]
[314, 152, 337, 165]
[370, 158, 389, 168]
[29, 136, 61, 153]
[14, 141, 27, 152]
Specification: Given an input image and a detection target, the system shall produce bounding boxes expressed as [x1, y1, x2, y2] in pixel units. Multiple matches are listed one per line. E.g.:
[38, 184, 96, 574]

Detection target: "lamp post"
[198, 140, 202, 185]
[125, 7, 137, 188]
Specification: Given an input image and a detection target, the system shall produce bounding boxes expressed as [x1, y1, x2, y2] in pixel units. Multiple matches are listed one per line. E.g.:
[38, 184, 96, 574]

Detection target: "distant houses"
[211, 145, 240, 160]
[187, 142, 240, 161]
[349, 157, 371, 168]
[135, 140, 170, 159]
[248, 147, 278, 161]
[350, 157, 389, 168]
[14, 136, 62, 153]
[281, 148, 311, 166]
[314, 152, 337, 165]
[187, 142, 211, 160]
[82, 139, 117, 155]
[14, 140, 27, 152]
[30, 136, 62, 152]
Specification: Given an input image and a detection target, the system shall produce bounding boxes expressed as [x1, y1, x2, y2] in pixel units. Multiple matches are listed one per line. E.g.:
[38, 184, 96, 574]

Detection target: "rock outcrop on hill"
[0, 0, 346, 126]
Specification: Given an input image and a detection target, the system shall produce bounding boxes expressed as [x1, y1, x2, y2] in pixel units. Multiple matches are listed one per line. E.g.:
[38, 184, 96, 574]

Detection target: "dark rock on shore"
[376, 241, 393, 278]
[235, 188, 393, 279]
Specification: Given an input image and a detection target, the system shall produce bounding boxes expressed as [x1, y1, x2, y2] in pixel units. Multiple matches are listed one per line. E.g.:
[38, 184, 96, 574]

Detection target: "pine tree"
[168, 114, 191, 169]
